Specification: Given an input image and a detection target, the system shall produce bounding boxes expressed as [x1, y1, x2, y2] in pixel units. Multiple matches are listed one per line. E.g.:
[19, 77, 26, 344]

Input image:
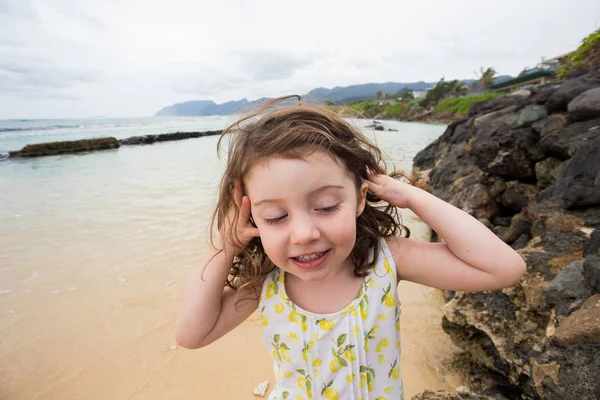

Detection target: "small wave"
[0, 124, 82, 133]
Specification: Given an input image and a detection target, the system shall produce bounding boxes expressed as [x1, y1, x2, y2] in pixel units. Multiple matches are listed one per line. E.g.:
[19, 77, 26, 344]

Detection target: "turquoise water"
[0, 116, 234, 154]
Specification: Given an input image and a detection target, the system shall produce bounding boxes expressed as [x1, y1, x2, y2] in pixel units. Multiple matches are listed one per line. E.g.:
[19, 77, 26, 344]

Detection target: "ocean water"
[0, 116, 445, 292]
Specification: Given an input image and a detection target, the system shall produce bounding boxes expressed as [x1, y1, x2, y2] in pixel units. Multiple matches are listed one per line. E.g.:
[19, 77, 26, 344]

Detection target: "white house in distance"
[413, 90, 428, 99]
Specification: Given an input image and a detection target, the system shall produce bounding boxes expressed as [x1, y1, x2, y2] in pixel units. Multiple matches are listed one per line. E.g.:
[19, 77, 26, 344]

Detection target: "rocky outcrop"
[9, 137, 120, 158]
[118, 130, 221, 145]
[413, 69, 600, 400]
[9, 130, 222, 158]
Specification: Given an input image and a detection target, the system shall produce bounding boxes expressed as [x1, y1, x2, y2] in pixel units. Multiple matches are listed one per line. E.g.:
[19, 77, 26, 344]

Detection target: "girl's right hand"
[218, 180, 260, 256]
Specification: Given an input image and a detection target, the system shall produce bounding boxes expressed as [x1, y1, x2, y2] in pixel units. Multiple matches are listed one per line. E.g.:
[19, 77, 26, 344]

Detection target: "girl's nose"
[290, 216, 320, 244]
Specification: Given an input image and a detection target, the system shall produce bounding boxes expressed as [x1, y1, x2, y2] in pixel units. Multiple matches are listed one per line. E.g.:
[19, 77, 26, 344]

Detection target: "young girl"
[175, 96, 526, 400]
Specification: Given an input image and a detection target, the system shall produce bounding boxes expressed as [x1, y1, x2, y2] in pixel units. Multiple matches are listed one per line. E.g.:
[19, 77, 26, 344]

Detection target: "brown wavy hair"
[211, 95, 420, 299]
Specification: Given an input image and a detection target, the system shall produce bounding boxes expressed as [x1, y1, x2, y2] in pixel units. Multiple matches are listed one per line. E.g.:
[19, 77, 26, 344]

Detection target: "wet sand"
[0, 210, 462, 400]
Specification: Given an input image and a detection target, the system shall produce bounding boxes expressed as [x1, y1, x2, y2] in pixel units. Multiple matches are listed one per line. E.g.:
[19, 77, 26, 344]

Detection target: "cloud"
[1, 0, 600, 118]
[0, 0, 38, 19]
[235, 50, 315, 80]
[169, 50, 317, 96]
[0, 54, 101, 98]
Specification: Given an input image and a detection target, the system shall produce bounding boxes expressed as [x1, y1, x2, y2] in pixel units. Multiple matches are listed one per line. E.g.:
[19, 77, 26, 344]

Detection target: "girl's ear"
[356, 182, 369, 217]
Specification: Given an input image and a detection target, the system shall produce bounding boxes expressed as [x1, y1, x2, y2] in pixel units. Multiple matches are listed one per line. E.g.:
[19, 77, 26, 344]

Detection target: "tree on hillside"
[420, 78, 469, 108]
[384, 92, 395, 99]
[469, 81, 478, 93]
[398, 89, 415, 102]
[376, 90, 383, 99]
[476, 67, 497, 91]
[449, 80, 468, 97]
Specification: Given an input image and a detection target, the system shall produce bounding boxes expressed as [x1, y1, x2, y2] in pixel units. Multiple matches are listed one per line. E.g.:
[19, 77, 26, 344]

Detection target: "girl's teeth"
[296, 251, 325, 262]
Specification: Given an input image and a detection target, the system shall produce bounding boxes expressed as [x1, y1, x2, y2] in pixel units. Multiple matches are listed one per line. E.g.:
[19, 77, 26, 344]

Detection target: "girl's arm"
[367, 174, 526, 291]
[174, 248, 258, 349]
[175, 181, 260, 349]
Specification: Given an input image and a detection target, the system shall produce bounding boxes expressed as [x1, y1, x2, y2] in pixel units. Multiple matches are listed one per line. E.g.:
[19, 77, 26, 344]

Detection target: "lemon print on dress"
[316, 318, 334, 330]
[363, 325, 378, 352]
[321, 380, 339, 400]
[359, 365, 376, 393]
[329, 357, 345, 374]
[346, 373, 355, 383]
[296, 369, 313, 398]
[384, 257, 393, 275]
[329, 333, 352, 373]
[388, 358, 400, 380]
[377, 311, 391, 320]
[260, 306, 268, 327]
[289, 310, 308, 332]
[274, 302, 284, 314]
[301, 341, 315, 362]
[376, 338, 390, 353]
[271, 334, 291, 363]
[377, 353, 391, 364]
[381, 283, 395, 307]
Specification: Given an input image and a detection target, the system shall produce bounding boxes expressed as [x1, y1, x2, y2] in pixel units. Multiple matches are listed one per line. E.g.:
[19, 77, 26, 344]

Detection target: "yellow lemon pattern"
[258, 238, 404, 399]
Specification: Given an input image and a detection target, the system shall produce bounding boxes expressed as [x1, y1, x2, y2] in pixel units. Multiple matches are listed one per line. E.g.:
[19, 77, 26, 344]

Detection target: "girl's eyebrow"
[252, 185, 345, 207]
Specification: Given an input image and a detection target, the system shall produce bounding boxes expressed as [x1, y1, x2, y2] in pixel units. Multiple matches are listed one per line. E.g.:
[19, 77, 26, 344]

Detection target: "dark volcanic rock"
[546, 70, 600, 114]
[550, 140, 600, 208]
[530, 85, 561, 105]
[544, 260, 592, 315]
[9, 137, 119, 158]
[568, 87, 600, 121]
[469, 95, 528, 117]
[532, 340, 600, 400]
[583, 229, 600, 256]
[500, 181, 539, 212]
[535, 158, 564, 189]
[119, 130, 221, 145]
[537, 117, 600, 159]
[583, 256, 600, 293]
[504, 105, 547, 129]
[450, 183, 499, 219]
[415, 73, 600, 400]
[471, 125, 538, 179]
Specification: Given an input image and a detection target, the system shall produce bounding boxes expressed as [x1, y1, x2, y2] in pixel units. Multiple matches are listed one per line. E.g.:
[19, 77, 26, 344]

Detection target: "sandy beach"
[1, 209, 462, 400]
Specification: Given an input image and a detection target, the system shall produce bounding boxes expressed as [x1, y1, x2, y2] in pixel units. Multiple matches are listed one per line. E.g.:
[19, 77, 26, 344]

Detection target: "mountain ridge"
[155, 77, 512, 116]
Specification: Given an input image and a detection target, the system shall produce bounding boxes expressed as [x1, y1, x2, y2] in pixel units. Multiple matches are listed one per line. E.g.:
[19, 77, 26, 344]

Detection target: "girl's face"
[245, 151, 368, 282]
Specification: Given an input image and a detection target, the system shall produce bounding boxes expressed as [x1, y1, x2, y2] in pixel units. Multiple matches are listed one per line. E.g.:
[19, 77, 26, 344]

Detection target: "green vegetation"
[433, 93, 502, 116]
[420, 78, 469, 108]
[557, 28, 600, 79]
[347, 100, 382, 116]
[382, 102, 409, 116]
[476, 67, 498, 90]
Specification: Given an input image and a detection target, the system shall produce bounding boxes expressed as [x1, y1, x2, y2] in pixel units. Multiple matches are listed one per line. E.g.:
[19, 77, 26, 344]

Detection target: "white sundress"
[258, 238, 405, 400]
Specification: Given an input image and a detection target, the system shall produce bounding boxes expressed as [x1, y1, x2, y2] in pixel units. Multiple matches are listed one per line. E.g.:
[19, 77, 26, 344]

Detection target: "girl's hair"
[211, 95, 420, 299]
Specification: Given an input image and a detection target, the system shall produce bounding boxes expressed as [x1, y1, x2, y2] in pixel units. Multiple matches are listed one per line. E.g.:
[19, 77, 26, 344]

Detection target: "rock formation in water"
[8, 131, 223, 158]
[118, 130, 222, 145]
[412, 69, 600, 400]
[9, 137, 120, 158]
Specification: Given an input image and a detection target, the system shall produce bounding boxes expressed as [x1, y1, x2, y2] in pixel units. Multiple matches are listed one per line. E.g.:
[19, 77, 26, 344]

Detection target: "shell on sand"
[253, 381, 269, 397]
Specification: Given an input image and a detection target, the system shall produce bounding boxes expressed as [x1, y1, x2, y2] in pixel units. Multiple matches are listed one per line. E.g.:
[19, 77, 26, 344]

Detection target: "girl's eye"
[264, 215, 287, 225]
[318, 204, 340, 213]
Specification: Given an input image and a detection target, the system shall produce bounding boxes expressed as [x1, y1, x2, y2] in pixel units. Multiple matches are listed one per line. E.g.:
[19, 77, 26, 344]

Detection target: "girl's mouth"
[291, 249, 330, 269]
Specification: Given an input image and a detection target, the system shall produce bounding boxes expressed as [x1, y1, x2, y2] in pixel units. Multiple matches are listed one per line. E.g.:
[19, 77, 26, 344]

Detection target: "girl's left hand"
[366, 173, 416, 209]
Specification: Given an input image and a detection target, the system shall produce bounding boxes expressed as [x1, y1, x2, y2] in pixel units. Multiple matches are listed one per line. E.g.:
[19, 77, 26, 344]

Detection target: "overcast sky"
[1, 0, 599, 119]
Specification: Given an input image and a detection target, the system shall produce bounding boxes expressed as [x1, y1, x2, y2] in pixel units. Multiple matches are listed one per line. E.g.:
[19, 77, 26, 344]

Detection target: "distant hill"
[155, 77, 513, 116]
